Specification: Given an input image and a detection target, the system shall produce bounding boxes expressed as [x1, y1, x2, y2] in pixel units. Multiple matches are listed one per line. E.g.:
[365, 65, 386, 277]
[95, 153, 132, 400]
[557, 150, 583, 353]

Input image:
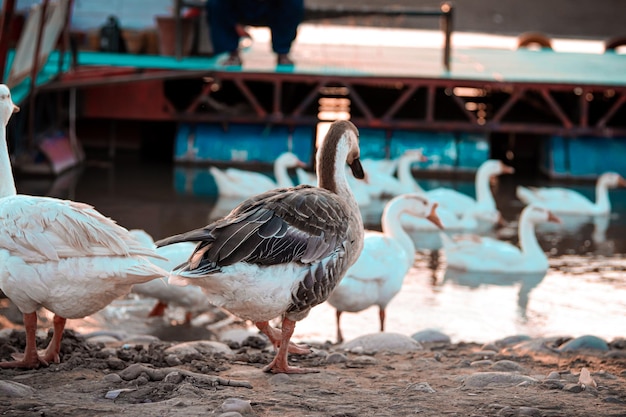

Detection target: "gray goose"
[156, 120, 365, 373]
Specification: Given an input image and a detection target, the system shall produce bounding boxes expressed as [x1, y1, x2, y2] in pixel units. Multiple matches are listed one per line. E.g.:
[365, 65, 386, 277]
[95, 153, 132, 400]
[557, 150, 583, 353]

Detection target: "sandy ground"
[0, 320, 626, 417]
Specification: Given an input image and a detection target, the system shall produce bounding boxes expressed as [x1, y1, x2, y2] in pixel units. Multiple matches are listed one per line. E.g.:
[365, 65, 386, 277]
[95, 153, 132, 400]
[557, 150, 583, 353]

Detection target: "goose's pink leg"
[41, 315, 66, 364]
[0, 312, 43, 369]
[262, 318, 319, 374]
[335, 310, 344, 344]
[255, 321, 310, 354]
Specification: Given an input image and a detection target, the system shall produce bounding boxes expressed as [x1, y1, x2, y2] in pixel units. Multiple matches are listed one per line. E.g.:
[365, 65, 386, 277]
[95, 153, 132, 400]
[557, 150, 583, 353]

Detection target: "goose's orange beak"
[426, 203, 444, 230]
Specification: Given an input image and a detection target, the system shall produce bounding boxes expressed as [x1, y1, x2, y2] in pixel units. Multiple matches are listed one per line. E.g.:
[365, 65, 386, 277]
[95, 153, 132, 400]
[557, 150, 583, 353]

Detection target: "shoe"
[277, 54, 294, 66]
[222, 51, 242, 67]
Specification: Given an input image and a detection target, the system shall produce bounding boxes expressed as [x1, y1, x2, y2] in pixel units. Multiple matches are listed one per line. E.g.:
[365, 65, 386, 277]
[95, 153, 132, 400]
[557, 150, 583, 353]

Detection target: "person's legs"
[268, 0, 303, 61]
[206, 0, 240, 57]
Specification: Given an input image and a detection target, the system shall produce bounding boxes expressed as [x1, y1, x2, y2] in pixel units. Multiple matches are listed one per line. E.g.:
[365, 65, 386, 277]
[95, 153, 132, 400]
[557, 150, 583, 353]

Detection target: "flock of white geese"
[0, 84, 624, 373]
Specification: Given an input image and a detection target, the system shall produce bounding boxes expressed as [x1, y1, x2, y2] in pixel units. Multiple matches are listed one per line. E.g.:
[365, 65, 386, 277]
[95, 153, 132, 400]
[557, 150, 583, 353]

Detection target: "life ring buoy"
[516, 32, 553, 50]
[604, 36, 626, 52]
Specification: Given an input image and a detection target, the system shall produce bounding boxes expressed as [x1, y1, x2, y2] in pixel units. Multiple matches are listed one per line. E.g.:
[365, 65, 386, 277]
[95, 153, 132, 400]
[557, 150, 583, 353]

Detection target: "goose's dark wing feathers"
[155, 185, 352, 271]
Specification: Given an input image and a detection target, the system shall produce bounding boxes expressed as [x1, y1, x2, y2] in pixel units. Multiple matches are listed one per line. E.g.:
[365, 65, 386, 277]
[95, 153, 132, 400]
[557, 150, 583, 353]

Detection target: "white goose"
[327, 194, 443, 343]
[441, 205, 560, 274]
[156, 120, 366, 374]
[395, 150, 478, 235]
[425, 159, 514, 225]
[0, 85, 167, 369]
[129, 230, 214, 323]
[210, 151, 305, 199]
[361, 157, 399, 178]
[355, 150, 425, 199]
[516, 172, 626, 216]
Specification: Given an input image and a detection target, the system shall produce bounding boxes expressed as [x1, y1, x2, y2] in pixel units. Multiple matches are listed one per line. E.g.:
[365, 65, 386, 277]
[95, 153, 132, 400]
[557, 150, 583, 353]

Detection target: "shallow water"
[14, 152, 626, 344]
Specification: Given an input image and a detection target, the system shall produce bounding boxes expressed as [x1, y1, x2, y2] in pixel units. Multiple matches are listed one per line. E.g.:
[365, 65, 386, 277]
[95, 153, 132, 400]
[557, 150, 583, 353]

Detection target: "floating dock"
[17, 22, 626, 177]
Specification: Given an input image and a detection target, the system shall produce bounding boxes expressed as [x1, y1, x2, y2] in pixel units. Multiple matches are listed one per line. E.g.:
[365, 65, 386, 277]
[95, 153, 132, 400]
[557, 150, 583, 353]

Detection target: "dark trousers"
[206, 0, 304, 55]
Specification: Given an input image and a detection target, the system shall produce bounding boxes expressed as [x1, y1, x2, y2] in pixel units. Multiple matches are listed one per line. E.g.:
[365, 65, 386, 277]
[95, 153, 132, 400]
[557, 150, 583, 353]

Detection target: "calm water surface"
[16, 153, 626, 344]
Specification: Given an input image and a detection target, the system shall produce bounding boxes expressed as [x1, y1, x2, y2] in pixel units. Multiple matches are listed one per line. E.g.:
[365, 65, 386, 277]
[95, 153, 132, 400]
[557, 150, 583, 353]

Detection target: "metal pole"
[175, 0, 182, 60]
[28, 0, 49, 151]
[440, 2, 453, 72]
[0, 0, 16, 83]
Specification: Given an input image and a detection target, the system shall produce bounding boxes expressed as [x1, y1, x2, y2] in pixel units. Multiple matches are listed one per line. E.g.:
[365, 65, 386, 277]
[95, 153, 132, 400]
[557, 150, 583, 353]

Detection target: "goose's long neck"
[475, 165, 496, 209]
[274, 160, 294, 188]
[397, 156, 425, 193]
[518, 211, 546, 264]
[318, 137, 350, 196]
[381, 202, 415, 269]
[0, 126, 16, 198]
[317, 136, 362, 228]
[593, 177, 611, 213]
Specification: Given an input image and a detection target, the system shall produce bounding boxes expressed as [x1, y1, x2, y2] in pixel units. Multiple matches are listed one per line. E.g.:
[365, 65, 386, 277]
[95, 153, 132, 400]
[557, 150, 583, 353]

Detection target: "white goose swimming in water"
[425, 159, 514, 226]
[210, 151, 305, 199]
[516, 172, 626, 216]
[441, 205, 560, 274]
[0, 85, 167, 369]
[327, 194, 443, 343]
[156, 120, 366, 374]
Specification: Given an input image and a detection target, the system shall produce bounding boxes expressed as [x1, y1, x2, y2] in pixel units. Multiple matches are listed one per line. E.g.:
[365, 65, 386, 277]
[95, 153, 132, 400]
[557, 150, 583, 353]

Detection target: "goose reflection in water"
[534, 214, 615, 256]
[442, 269, 546, 319]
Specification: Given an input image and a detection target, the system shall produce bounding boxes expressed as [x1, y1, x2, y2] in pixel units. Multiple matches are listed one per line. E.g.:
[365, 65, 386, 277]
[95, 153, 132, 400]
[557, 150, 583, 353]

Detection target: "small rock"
[165, 340, 233, 356]
[559, 335, 609, 352]
[325, 352, 348, 364]
[494, 335, 532, 347]
[163, 371, 184, 384]
[462, 372, 538, 388]
[505, 337, 562, 355]
[563, 383, 584, 393]
[269, 373, 291, 385]
[311, 348, 328, 359]
[481, 343, 499, 352]
[490, 360, 524, 372]
[603, 396, 626, 404]
[411, 329, 451, 344]
[135, 375, 149, 386]
[219, 398, 253, 415]
[545, 371, 561, 380]
[470, 360, 494, 367]
[106, 357, 126, 370]
[218, 413, 243, 417]
[609, 337, 626, 349]
[347, 355, 378, 366]
[102, 373, 123, 383]
[472, 350, 497, 359]
[165, 354, 182, 366]
[594, 370, 618, 380]
[0, 380, 35, 397]
[541, 380, 564, 390]
[342, 333, 423, 353]
[405, 382, 436, 393]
